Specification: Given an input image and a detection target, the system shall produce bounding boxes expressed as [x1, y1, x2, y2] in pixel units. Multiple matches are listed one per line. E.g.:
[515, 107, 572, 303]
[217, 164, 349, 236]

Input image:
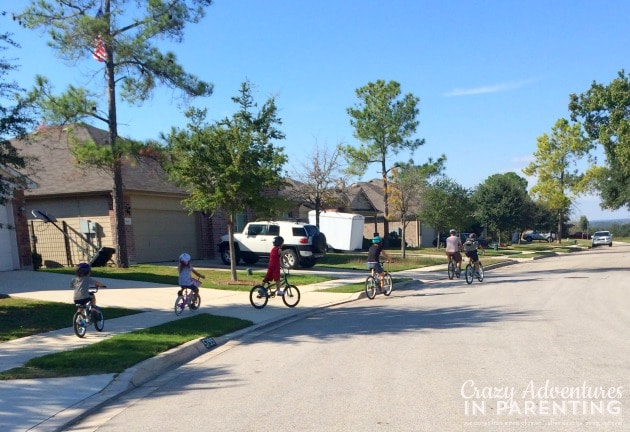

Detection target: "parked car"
[521, 230, 552, 242]
[591, 231, 612, 247]
[218, 220, 327, 268]
[570, 232, 592, 239]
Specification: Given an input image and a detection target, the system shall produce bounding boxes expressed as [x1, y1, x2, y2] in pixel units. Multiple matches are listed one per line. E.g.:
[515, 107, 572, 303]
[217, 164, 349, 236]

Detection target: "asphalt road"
[67, 245, 629, 432]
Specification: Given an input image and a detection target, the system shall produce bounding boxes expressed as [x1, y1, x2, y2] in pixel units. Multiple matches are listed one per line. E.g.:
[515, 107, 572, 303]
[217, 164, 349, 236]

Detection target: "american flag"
[92, 8, 107, 62]
[93, 36, 107, 62]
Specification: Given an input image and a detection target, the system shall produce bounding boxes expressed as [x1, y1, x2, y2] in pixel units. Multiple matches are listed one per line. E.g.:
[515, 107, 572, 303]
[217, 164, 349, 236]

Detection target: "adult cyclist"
[445, 229, 463, 277]
[366, 234, 393, 289]
[462, 233, 484, 276]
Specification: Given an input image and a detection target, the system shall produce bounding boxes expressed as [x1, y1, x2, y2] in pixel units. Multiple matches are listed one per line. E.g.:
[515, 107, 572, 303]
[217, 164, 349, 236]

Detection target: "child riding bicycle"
[71, 262, 105, 309]
[366, 234, 393, 289]
[462, 233, 484, 276]
[178, 253, 205, 296]
[263, 236, 285, 295]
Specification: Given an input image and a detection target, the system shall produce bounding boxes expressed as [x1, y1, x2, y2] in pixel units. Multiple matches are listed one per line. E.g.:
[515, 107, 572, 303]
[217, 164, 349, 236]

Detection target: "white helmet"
[179, 253, 191, 264]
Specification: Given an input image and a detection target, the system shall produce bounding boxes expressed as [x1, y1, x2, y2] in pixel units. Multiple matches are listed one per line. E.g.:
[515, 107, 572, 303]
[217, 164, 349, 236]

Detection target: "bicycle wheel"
[382, 273, 393, 296]
[93, 308, 105, 332]
[282, 284, 301, 307]
[465, 264, 474, 285]
[73, 310, 87, 338]
[250, 285, 269, 309]
[447, 260, 455, 280]
[477, 263, 484, 282]
[189, 292, 201, 310]
[174, 295, 186, 315]
[365, 276, 377, 300]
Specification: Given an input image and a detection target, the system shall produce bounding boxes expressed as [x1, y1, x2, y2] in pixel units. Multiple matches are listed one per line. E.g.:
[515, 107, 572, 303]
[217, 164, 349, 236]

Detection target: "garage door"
[0, 202, 18, 271]
[132, 209, 199, 263]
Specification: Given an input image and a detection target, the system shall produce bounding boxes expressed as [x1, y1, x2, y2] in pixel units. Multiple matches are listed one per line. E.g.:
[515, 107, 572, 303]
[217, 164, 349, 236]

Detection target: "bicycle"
[249, 268, 300, 309]
[447, 255, 461, 280]
[73, 286, 105, 338]
[365, 261, 393, 300]
[464, 256, 484, 284]
[174, 279, 202, 315]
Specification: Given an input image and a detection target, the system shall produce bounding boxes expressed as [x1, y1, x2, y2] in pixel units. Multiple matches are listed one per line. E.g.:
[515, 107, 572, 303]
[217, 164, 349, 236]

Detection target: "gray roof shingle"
[11, 124, 186, 197]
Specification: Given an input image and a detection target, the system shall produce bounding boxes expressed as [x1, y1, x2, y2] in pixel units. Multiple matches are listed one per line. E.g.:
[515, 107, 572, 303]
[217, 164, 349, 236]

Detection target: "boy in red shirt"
[263, 236, 284, 295]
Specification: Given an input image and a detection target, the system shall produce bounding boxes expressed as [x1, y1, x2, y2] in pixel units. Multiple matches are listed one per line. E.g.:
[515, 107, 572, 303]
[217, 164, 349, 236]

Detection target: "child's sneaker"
[276, 290, 284, 296]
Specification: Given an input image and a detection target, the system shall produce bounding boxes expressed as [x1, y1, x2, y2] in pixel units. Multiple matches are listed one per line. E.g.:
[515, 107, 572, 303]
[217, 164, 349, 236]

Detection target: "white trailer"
[308, 210, 365, 251]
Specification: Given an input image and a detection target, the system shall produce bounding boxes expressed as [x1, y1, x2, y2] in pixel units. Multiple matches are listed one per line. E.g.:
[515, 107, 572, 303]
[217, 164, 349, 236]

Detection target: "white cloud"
[444, 79, 536, 97]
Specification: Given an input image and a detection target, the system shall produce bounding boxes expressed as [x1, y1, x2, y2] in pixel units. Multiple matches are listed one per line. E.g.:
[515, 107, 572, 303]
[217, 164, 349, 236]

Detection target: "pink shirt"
[445, 235, 462, 253]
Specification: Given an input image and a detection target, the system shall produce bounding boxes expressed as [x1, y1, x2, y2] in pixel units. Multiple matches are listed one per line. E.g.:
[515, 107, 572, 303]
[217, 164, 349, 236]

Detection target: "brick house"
[10, 124, 223, 267]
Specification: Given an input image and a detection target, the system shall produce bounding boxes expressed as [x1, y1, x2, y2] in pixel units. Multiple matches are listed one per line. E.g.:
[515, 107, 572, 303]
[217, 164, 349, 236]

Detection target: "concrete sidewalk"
[1, 267, 421, 432]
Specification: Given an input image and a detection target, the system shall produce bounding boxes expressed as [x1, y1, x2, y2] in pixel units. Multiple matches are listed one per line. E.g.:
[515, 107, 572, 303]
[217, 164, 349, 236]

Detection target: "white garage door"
[0, 202, 18, 271]
[132, 209, 199, 263]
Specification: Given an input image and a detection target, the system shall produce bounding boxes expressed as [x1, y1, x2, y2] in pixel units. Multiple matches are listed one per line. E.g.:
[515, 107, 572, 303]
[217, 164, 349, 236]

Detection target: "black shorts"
[465, 250, 479, 262]
[74, 295, 94, 306]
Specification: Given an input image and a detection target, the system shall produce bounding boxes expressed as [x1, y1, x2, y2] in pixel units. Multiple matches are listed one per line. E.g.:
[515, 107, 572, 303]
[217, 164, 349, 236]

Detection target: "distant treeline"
[588, 220, 630, 237]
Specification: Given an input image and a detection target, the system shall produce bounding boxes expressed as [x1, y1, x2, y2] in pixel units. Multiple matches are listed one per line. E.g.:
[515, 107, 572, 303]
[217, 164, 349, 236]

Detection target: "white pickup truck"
[218, 220, 327, 269]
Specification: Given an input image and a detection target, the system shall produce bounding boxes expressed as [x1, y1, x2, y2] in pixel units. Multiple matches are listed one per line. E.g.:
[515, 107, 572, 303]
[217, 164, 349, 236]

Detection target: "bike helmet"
[468, 233, 477, 239]
[449, 229, 456, 234]
[179, 253, 191, 265]
[372, 235, 382, 244]
[273, 236, 284, 247]
[76, 262, 91, 276]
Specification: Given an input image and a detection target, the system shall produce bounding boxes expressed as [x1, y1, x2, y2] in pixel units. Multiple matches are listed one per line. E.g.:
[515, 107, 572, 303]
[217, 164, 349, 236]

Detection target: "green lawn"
[0, 313, 252, 380]
[0, 295, 140, 342]
[42, 264, 332, 292]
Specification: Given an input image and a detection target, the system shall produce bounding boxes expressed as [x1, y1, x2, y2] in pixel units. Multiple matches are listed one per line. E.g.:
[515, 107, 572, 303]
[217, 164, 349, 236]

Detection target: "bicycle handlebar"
[88, 285, 105, 293]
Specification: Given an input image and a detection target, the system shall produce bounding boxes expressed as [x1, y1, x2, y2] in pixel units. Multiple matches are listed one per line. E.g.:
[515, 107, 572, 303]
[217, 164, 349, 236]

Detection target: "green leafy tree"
[163, 81, 287, 281]
[389, 156, 445, 256]
[578, 215, 589, 235]
[470, 172, 533, 245]
[569, 70, 630, 211]
[18, 0, 214, 267]
[417, 176, 469, 248]
[343, 80, 425, 243]
[531, 200, 562, 236]
[0, 32, 35, 204]
[523, 118, 594, 243]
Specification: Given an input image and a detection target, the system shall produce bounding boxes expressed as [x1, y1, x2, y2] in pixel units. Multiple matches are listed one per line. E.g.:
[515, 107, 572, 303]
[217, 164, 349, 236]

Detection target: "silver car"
[591, 231, 613, 247]
[521, 230, 551, 242]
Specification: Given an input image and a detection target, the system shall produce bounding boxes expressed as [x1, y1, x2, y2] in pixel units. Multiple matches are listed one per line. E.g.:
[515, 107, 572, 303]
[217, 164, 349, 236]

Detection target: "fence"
[30, 220, 102, 268]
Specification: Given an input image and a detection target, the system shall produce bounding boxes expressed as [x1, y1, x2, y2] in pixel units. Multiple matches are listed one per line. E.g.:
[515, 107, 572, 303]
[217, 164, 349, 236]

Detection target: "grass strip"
[41, 265, 331, 291]
[0, 296, 139, 342]
[323, 278, 413, 294]
[0, 313, 252, 380]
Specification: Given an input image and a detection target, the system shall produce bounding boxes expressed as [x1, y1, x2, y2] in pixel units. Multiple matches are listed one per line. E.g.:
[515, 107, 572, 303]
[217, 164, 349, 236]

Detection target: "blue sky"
[4, 0, 630, 221]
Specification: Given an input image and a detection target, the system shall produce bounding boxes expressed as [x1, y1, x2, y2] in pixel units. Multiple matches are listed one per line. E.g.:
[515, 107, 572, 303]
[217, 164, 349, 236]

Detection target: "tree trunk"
[401, 217, 407, 259]
[228, 213, 238, 281]
[315, 195, 321, 227]
[381, 161, 390, 245]
[104, 0, 128, 268]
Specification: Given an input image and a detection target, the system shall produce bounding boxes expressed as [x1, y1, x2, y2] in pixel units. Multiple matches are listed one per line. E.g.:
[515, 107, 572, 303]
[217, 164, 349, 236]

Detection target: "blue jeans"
[367, 262, 383, 274]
